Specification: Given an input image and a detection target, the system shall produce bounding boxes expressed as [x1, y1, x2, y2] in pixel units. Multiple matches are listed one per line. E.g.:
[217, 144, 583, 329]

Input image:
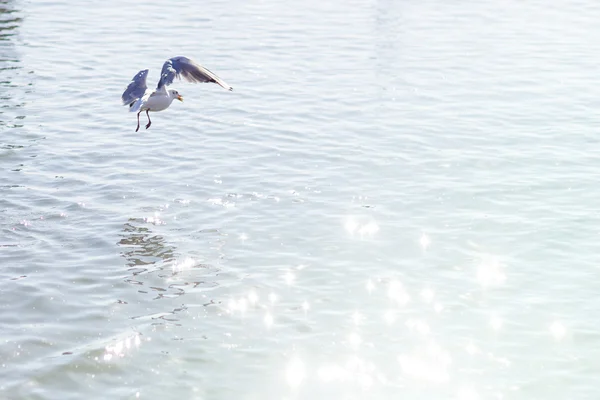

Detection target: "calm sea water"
[2, 0, 600, 398]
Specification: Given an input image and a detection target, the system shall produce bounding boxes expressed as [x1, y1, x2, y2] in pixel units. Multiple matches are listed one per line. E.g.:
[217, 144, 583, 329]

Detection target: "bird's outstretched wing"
[156, 56, 232, 91]
[122, 69, 149, 106]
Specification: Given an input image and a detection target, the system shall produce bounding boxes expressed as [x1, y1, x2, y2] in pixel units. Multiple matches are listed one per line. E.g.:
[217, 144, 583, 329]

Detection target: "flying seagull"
[121, 56, 232, 132]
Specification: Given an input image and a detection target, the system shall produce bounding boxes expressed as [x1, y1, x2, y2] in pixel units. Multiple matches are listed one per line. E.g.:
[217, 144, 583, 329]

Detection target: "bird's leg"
[135, 111, 141, 132]
[145, 110, 152, 130]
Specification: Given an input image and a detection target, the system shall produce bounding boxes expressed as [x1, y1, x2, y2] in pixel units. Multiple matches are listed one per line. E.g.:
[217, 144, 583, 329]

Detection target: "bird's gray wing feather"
[122, 69, 149, 105]
[156, 56, 232, 91]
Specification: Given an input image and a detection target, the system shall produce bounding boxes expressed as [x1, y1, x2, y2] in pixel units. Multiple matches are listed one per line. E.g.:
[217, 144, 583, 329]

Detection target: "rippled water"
[2, 0, 600, 398]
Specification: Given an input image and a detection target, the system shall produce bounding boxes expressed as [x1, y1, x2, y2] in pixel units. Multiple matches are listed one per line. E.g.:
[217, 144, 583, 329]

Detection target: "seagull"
[121, 56, 232, 132]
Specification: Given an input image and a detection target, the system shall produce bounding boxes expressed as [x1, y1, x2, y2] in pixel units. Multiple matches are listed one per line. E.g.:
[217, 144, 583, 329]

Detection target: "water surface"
[2, 0, 600, 398]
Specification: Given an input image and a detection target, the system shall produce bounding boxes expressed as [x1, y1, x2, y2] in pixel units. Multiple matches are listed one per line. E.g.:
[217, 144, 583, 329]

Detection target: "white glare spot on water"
[397, 343, 451, 383]
[358, 221, 379, 236]
[384, 310, 396, 325]
[228, 298, 238, 313]
[477, 255, 506, 288]
[302, 301, 310, 313]
[490, 316, 503, 331]
[366, 279, 375, 293]
[345, 216, 379, 237]
[352, 311, 363, 325]
[388, 280, 410, 306]
[172, 257, 194, 274]
[286, 357, 305, 389]
[239, 233, 248, 242]
[407, 319, 431, 335]
[348, 332, 362, 348]
[238, 298, 248, 314]
[248, 290, 258, 305]
[421, 288, 435, 303]
[284, 271, 295, 286]
[457, 386, 480, 400]
[269, 292, 277, 305]
[102, 333, 141, 362]
[345, 216, 359, 234]
[115, 340, 124, 356]
[136, 392, 140, 398]
[550, 321, 566, 340]
[318, 363, 346, 382]
[264, 313, 274, 328]
[144, 212, 164, 225]
[420, 233, 430, 250]
[434, 302, 444, 313]
[466, 342, 479, 355]
[208, 198, 235, 208]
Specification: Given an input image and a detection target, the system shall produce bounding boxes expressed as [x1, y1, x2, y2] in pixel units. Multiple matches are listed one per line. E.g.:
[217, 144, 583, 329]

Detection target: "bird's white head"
[169, 89, 184, 102]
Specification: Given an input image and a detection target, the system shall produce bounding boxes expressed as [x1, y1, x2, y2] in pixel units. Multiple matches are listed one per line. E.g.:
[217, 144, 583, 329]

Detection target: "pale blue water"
[2, 0, 600, 398]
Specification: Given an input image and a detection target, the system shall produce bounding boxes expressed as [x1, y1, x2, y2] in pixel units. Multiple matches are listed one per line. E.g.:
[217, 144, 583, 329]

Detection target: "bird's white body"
[121, 56, 232, 131]
[130, 88, 177, 113]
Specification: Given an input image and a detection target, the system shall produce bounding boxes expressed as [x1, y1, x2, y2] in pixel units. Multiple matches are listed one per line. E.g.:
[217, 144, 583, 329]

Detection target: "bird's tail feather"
[129, 98, 143, 113]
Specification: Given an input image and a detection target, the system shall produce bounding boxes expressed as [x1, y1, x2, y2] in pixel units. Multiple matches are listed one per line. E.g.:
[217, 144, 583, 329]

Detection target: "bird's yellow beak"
[177, 95, 184, 102]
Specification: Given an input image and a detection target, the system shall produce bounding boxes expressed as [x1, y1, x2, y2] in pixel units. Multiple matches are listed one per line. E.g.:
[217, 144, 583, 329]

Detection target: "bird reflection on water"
[119, 217, 176, 275]
[118, 217, 221, 294]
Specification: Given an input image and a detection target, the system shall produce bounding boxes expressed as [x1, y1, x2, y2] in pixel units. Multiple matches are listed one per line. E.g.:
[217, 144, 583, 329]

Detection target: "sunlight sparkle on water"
[264, 313, 274, 328]
[358, 221, 379, 236]
[345, 217, 359, 234]
[302, 301, 310, 313]
[102, 333, 142, 362]
[421, 288, 435, 303]
[238, 298, 248, 314]
[284, 271, 295, 286]
[352, 311, 363, 325]
[344, 216, 379, 237]
[172, 257, 194, 274]
[477, 255, 506, 288]
[227, 298, 238, 313]
[286, 357, 305, 388]
[366, 279, 375, 294]
[550, 321, 566, 340]
[397, 342, 451, 383]
[457, 386, 480, 400]
[318, 363, 347, 382]
[144, 212, 164, 225]
[420, 233, 430, 250]
[388, 280, 410, 306]
[466, 342, 479, 355]
[383, 310, 397, 325]
[269, 292, 277, 305]
[248, 290, 258, 305]
[407, 319, 431, 335]
[348, 332, 362, 348]
[490, 316, 503, 331]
